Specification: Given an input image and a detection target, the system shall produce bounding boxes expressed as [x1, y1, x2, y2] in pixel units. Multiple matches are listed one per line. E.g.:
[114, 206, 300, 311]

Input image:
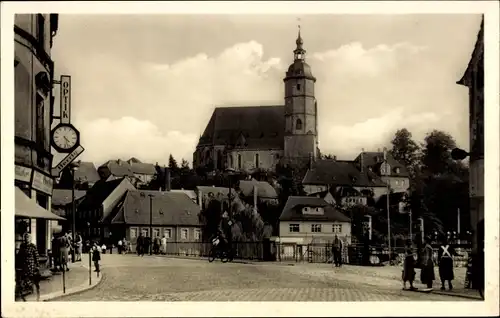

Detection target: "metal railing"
[123, 241, 472, 267]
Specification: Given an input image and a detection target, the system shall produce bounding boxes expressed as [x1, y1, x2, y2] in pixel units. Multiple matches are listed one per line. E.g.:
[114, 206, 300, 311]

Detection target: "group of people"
[402, 236, 457, 291]
[51, 231, 83, 272]
[135, 233, 168, 256]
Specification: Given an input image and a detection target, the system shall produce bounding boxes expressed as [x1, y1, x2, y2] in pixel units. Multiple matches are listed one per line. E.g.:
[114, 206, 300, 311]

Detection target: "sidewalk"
[23, 254, 102, 301]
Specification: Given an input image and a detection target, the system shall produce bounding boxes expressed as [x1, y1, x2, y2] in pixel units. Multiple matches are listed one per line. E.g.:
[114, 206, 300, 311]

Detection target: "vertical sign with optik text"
[60, 75, 71, 124]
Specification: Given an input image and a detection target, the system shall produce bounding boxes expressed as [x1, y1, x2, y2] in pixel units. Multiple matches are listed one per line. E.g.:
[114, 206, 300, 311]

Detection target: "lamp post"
[148, 194, 153, 256]
[70, 161, 80, 263]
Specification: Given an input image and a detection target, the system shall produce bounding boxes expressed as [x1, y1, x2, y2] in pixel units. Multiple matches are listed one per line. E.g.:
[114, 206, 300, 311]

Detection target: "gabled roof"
[280, 196, 350, 222]
[78, 178, 126, 211]
[99, 160, 135, 177]
[52, 189, 87, 206]
[197, 105, 284, 150]
[355, 152, 410, 178]
[74, 162, 100, 184]
[238, 179, 278, 199]
[129, 162, 156, 175]
[110, 190, 201, 226]
[302, 160, 387, 187]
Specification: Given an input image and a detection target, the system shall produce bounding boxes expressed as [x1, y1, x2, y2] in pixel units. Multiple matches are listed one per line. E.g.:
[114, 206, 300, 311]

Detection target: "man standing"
[333, 235, 342, 267]
[75, 233, 83, 262]
[118, 239, 123, 254]
[153, 235, 160, 255]
[161, 235, 167, 255]
[136, 233, 145, 256]
[438, 235, 455, 290]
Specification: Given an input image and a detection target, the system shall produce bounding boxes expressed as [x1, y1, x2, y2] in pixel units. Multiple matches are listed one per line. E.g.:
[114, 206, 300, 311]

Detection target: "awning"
[15, 187, 66, 221]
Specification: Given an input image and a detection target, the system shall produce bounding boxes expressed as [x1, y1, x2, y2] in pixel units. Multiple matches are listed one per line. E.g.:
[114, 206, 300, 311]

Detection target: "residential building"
[238, 179, 279, 205]
[302, 159, 389, 201]
[75, 178, 136, 242]
[353, 150, 410, 193]
[278, 196, 351, 245]
[57, 161, 100, 190]
[307, 190, 336, 205]
[457, 17, 484, 253]
[127, 157, 156, 187]
[51, 189, 87, 225]
[101, 190, 202, 253]
[14, 14, 63, 255]
[193, 29, 319, 173]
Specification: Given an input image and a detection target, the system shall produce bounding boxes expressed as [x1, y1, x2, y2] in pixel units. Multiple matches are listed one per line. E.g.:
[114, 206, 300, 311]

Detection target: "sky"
[51, 14, 483, 166]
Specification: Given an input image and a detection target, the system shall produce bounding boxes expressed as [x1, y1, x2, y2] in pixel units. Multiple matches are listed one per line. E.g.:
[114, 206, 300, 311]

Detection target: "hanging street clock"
[51, 123, 81, 153]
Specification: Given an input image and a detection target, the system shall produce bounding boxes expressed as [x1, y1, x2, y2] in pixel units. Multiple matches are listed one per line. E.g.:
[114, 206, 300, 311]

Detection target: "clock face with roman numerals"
[51, 124, 79, 151]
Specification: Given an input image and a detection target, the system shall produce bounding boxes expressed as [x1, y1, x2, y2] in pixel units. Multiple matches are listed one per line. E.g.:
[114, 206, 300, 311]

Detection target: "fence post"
[62, 260, 66, 294]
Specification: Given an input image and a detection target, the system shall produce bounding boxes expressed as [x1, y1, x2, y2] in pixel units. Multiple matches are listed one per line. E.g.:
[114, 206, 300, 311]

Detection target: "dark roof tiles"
[52, 189, 87, 206]
[302, 160, 387, 187]
[113, 190, 201, 226]
[279, 196, 350, 222]
[238, 179, 278, 199]
[198, 106, 284, 150]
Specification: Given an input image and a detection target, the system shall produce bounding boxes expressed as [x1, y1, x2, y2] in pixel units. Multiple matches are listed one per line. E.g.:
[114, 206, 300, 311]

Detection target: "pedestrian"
[402, 240, 416, 290]
[420, 236, 436, 289]
[438, 235, 455, 290]
[51, 234, 61, 271]
[161, 235, 167, 255]
[59, 233, 70, 271]
[123, 238, 128, 254]
[92, 242, 101, 272]
[16, 233, 41, 301]
[153, 235, 160, 255]
[75, 233, 83, 261]
[136, 233, 145, 256]
[101, 243, 107, 254]
[118, 239, 123, 254]
[332, 235, 342, 267]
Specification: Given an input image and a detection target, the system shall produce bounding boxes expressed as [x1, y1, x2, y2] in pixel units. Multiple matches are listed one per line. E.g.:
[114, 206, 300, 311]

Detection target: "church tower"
[283, 27, 318, 161]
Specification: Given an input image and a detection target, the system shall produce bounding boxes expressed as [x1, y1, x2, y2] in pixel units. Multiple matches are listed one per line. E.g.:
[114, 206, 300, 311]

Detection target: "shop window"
[164, 228, 172, 239]
[194, 229, 201, 240]
[130, 228, 137, 239]
[153, 228, 160, 238]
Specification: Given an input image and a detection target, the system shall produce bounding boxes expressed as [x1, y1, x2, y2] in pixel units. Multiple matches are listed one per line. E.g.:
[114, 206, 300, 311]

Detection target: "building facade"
[457, 18, 484, 253]
[14, 14, 61, 255]
[193, 30, 319, 173]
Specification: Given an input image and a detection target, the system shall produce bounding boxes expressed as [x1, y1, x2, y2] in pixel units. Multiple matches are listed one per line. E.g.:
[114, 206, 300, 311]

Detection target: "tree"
[390, 128, 421, 177]
[168, 154, 179, 173]
[180, 159, 190, 171]
[421, 130, 457, 176]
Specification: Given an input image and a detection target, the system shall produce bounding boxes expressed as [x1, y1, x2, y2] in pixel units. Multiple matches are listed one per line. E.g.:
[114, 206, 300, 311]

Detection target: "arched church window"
[238, 154, 242, 170]
[296, 118, 303, 130]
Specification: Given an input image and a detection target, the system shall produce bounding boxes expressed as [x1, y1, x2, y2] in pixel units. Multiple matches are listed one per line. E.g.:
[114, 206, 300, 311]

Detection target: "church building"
[193, 30, 319, 173]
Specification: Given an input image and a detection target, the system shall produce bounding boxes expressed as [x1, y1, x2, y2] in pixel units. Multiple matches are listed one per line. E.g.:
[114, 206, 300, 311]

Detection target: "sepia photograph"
[1, 1, 499, 317]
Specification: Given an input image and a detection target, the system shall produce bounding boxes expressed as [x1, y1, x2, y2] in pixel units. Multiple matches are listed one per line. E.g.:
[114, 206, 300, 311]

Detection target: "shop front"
[15, 186, 65, 257]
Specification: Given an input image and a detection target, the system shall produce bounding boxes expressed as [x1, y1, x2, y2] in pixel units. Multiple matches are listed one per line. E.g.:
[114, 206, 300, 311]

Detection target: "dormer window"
[302, 206, 324, 215]
[394, 167, 401, 174]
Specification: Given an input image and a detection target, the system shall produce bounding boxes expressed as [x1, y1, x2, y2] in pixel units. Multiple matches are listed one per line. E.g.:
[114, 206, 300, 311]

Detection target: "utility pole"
[383, 148, 391, 263]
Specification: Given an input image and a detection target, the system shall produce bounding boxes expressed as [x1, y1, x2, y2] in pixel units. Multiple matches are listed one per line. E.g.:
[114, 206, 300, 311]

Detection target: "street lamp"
[69, 161, 80, 263]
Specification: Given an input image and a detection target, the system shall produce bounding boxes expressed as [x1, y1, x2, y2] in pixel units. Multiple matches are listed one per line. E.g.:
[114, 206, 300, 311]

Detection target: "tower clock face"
[52, 124, 79, 150]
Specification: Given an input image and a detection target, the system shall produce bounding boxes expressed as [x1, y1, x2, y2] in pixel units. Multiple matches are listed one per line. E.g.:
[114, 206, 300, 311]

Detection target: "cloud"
[54, 38, 469, 165]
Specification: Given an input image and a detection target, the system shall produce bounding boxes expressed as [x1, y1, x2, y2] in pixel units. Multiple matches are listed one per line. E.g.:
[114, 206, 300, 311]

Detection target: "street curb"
[40, 265, 104, 302]
[153, 254, 256, 265]
[430, 290, 482, 300]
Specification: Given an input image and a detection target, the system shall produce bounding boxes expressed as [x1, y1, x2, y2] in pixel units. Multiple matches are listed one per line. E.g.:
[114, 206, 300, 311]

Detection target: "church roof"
[197, 105, 284, 150]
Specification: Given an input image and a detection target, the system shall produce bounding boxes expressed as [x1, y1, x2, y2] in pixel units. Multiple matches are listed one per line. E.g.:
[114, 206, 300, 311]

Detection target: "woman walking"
[438, 235, 455, 290]
[92, 242, 102, 273]
[16, 233, 40, 301]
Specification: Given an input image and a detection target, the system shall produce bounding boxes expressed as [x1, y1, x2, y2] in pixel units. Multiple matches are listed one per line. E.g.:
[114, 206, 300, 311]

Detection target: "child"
[92, 243, 101, 273]
[402, 240, 416, 290]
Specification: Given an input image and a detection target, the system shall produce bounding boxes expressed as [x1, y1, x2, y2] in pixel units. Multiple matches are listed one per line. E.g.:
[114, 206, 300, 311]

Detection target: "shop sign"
[32, 171, 54, 195]
[15, 165, 32, 183]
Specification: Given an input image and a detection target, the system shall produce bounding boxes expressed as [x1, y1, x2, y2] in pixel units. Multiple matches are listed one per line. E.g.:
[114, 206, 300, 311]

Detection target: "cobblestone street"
[54, 255, 473, 301]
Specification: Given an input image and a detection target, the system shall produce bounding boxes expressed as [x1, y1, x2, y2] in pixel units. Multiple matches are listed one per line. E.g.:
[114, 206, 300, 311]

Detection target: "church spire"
[294, 22, 306, 61]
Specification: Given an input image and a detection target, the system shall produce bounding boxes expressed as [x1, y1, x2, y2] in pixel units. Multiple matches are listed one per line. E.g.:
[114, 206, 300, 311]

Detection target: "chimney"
[383, 147, 387, 162]
[164, 167, 171, 191]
